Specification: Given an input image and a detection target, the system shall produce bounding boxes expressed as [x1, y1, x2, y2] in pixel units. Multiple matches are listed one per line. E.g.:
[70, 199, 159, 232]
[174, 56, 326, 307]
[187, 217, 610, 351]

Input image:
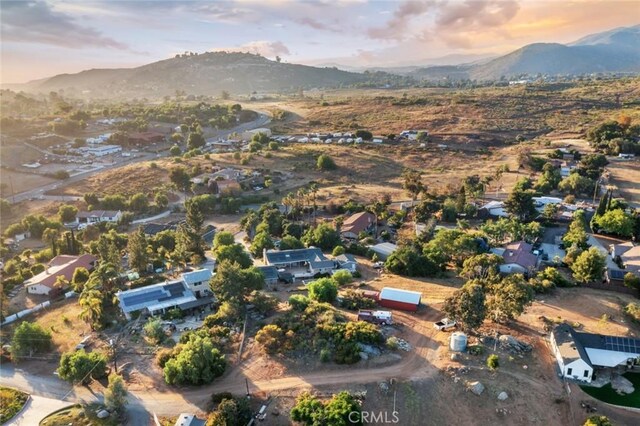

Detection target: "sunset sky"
[1, 0, 639, 83]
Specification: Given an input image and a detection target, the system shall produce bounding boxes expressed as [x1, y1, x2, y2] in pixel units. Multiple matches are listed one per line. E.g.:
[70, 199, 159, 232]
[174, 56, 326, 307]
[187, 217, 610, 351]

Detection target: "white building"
[79, 144, 122, 157]
[181, 269, 213, 298]
[551, 324, 640, 383]
[75, 210, 122, 227]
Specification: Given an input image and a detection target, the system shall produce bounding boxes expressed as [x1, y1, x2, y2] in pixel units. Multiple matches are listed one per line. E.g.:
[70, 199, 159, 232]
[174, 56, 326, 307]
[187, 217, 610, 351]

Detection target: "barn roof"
[379, 287, 421, 305]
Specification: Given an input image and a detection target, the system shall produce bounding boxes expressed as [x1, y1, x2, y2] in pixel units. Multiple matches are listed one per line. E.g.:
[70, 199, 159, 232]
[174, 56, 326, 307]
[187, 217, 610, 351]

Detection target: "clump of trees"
[10, 322, 52, 361]
[587, 115, 640, 155]
[57, 349, 108, 384]
[290, 391, 362, 426]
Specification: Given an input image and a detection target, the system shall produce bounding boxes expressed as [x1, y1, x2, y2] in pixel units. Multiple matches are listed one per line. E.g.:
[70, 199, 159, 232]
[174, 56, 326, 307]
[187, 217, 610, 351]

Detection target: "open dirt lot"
[607, 158, 640, 209]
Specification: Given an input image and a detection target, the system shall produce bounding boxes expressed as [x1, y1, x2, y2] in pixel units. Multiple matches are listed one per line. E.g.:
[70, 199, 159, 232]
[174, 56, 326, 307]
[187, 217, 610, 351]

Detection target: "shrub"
[320, 348, 332, 362]
[624, 303, 640, 323]
[144, 318, 166, 344]
[155, 348, 174, 368]
[332, 270, 353, 286]
[487, 354, 499, 370]
[288, 295, 310, 311]
[386, 336, 399, 350]
[163, 335, 226, 385]
[317, 154, 337, 171]
[332, 246, 346, 256]
[307, 278, 338, 303]
[11, 322, 52, 361]
[57, 350, 107, 384]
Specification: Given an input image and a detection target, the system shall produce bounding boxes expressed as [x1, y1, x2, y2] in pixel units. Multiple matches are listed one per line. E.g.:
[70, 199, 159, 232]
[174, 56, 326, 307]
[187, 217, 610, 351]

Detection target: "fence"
[581, 282, 638, 296]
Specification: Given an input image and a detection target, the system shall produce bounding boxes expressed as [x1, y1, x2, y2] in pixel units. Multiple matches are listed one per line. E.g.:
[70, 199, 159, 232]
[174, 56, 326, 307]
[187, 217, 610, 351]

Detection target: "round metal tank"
[450, 332, 468, 352]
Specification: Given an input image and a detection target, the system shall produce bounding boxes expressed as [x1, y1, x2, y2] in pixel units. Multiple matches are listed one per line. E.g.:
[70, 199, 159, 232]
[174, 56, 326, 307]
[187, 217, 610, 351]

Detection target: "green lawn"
[581, 373, 640, 408]
[0, 386, 29, 423]
[40, 403, 120, 426]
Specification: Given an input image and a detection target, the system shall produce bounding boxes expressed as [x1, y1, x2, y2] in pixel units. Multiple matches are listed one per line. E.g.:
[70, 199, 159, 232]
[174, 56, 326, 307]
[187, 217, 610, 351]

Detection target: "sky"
[1, 0, 639, 83]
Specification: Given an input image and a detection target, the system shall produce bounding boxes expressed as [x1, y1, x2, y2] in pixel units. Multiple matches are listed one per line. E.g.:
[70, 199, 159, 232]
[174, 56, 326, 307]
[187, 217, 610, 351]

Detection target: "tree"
[563, 210, 588, 249]
[71, 267, 90, 292]
[486, 274, 534, 323]
[291, 391, 362, 426]
[280, 235, 304, 250]
[402, 169, 424, 201]
[595, 209, 635, 237]
[443, 282, 486, 331]
[487, 354, 499, 370]
[104, 374, 128, 413]
[558, 173, 594, 195]
[317, 154, 337, 171]
[250, 231, 274, 257]
[58, 204, 78, 223]
[459, 254, 503, 281]
[163, 335, 226, 385]
[128, 193, 149, 213]
[187, 132, 206, 150]
[307, 278, 338, 303]
[302, 223, 341, 251]
[209, 260, 264, 303]
[386, 246, 439, 277]
[11, 322, 52, 361]
[169, 166, 191, 192]
[571, 247, 606, 283]
[207, 397, 252, 426]
[79, 288, 104, 330]
[255, 324, 284, 354]
[127, 227, 149, 273]
[623, 272, 640, 291]
[155, 192, 169, 209]
[220, 90, 230, 100]
[504, 189, 537, 221]
[355, 129, 373, 140]
[213, 231, 235, 249]
[57, 349, 107, 384]
[144, 317, 165, 344]
[170, 145, 182, 156]
[249, 141, 262, 152]
[332, 270, 353, 286]
[214, 243, 252, 268]
[584, 416, 613, 426]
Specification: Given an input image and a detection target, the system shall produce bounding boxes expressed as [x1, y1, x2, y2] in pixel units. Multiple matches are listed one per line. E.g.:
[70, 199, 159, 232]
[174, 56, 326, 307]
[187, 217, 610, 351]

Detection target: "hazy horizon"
[2, 0, 639, 84]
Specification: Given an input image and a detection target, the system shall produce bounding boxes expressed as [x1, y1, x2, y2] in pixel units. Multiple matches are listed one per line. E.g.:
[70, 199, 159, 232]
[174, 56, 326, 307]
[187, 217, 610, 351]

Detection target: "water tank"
[450, 332, 468, 352]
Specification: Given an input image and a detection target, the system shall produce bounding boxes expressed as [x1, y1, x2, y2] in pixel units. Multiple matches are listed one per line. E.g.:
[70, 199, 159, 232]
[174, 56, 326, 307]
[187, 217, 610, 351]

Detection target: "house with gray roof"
[263, 247, 335, 279]
[257, 265, 279, 287]
[181, 269, 213, 298]
[550, 324, 640, 383]
[335, 253, 358, 273]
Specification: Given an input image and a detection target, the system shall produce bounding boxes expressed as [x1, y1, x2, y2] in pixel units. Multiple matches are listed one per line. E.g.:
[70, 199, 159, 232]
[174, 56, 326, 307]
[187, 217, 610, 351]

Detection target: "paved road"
[5, 395, 70, 426]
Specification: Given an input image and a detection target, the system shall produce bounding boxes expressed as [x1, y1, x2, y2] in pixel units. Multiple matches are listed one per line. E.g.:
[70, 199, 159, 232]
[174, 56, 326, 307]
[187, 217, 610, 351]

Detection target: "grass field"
[40, 403, 120, 426]
[0, 386, 29, 424]
[581, 373, 640, 409]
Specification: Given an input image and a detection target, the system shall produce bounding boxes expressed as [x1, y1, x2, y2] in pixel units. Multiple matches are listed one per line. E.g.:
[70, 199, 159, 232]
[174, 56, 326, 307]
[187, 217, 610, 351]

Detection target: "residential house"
[209, 179, 242, 196]
[611, 242, 640, 276]
[257, 265, 279, 287]
[211, 167, 244, 181]
[478, 200, 509, 218]
[26, 254, 97, 296]
[497, 241, 538, 275]
[263, 248, 335, 278]
[370, 243, 398, 261]
[551, 324, 640, 383]
[75, 210, 122, 227]
[116, 277, 214, 320]
[560, 161, 578, 178]
[174, 413, 205, 426]
[128, 131, 166, 145]
[340, 211, 376, 240]
[181, 269, 213, 298]
[334, 254, 358, 273]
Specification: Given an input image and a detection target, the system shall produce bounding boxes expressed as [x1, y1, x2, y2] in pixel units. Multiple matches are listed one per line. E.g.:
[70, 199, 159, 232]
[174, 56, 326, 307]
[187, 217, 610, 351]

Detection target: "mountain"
[411, 25, 640, 81]
[14, 52, 390, 98]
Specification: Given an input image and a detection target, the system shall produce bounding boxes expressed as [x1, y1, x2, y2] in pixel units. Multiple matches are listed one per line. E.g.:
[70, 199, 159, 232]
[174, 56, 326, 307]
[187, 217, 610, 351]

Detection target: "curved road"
[0, 311, 439, 423]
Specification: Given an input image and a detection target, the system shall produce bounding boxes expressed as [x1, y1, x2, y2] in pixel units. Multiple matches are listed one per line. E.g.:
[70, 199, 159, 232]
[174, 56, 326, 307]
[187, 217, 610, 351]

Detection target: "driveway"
[6, 395, 70, 426]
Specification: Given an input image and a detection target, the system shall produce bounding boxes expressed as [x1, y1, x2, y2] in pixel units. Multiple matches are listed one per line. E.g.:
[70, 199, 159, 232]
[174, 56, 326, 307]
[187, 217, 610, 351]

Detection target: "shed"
[378, 287, 421, 312]
[370, 243, 398, 261]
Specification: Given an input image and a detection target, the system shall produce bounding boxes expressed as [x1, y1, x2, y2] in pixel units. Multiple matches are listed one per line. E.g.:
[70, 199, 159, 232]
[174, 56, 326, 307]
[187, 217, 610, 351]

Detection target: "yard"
[40, 403, 120, 426]
[0, 386, 29, 424]
[581, 372, 640, 409]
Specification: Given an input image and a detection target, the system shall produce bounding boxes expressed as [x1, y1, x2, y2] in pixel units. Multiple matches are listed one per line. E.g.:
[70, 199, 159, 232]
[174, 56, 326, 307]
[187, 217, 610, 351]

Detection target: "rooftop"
[77, 210, 121, 219]
[379, 287, 422, 305]
[341, 211, 376, 235]
[502, 241, 537, 269]
[182, 269, 212, 285]
[117, 280, 196, 314]
[257, 265, 279, 280]
[26, 254, 97, 289]
[264, 247, 328, 265]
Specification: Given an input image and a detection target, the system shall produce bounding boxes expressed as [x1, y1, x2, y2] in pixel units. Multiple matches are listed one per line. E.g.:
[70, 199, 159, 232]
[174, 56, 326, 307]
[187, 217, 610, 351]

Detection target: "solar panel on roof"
[609, 269, 626, 279]
[122, 289, 166, 306]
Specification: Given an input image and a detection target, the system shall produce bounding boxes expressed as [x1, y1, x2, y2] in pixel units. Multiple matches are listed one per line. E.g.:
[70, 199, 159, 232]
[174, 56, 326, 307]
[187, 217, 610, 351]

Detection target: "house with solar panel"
[116, 271, 215, 320]
[550, 324, 640, 383]
[263, 247, 336, 279]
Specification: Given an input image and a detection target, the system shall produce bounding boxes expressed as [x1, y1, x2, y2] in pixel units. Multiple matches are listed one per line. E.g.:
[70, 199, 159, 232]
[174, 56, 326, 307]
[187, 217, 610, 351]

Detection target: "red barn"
[378, 287, 422, 312]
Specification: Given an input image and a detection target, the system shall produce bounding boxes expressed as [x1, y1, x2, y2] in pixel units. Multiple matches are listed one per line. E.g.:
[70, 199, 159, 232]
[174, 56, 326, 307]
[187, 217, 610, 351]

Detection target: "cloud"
[367, 1, 431, 40]
[0, 1, 130, 50]
[216, 40, 290, 58]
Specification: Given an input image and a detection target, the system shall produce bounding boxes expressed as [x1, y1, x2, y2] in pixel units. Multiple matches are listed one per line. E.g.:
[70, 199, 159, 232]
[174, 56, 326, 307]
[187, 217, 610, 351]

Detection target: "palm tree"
[79, 289, 103, 330]
[309, 182, 319, 224]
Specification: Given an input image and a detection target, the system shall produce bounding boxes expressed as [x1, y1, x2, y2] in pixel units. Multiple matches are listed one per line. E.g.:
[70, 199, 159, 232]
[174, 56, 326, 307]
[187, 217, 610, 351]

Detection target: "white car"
[372, 261, 384, 269]
[434, 318, 457, 331]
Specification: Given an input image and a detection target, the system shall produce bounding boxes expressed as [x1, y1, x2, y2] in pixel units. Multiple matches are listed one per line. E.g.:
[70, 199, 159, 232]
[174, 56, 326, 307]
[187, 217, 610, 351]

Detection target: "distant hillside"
[411, 25, 640, 81]
[16, 52, 394, 98]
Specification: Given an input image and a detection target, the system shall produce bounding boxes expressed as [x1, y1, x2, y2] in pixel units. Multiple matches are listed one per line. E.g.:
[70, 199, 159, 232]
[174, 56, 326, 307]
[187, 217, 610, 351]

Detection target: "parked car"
[358, 310, 393, 325]
[434, 318, 457, 331]
[372, 261, 385, 269]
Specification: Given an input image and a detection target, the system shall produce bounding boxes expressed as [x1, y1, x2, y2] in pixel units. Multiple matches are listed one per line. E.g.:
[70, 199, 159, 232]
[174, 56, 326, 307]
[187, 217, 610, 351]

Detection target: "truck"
[358, 310, 393, 325]
[433, 318, 457, 331]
